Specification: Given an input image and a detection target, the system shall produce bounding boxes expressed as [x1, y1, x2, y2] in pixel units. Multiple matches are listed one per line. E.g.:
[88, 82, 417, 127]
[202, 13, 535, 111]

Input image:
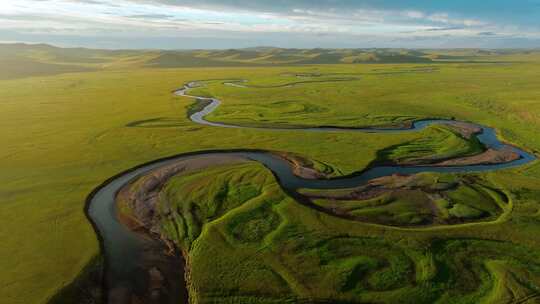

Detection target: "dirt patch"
[443, 121, 482, 139]
[302, 173, 436, 201]
[432, 147, 520, 166]
[303, 173, 453, 203]
[275, 153, 325, 179]
[273, 152, 332, 179]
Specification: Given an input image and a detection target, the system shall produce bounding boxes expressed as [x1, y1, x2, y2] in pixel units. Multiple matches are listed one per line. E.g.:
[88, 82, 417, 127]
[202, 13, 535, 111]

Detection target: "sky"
[1, 0, 540, 49]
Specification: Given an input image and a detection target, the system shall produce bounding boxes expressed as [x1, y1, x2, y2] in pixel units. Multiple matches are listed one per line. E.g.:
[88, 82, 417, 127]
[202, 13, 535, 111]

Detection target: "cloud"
[0, 0, 539, 48]
[478, 31, 497, 36]
[403, 10, 424, 19]
[126, 14, 175, 20]
[427, 13, 450, 23]
[425, 26, 465, 32]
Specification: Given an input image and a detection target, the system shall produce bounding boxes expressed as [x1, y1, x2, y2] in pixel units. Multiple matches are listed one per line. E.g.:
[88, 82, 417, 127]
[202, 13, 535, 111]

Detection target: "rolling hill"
[1, 43, 539, 80]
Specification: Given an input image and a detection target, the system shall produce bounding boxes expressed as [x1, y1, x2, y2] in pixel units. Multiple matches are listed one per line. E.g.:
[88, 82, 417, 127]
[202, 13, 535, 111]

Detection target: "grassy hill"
[3, 43, 539, 79]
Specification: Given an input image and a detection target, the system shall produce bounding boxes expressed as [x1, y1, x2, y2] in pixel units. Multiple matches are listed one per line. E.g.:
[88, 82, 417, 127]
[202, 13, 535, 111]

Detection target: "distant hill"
[147, 48, 435, 67]
[0, 43, 147, 79]
[1, 43, 539, 79]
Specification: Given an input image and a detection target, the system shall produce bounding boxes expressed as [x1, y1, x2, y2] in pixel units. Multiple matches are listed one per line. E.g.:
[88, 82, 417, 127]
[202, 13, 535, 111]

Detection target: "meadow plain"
[1, 44, 540, 303]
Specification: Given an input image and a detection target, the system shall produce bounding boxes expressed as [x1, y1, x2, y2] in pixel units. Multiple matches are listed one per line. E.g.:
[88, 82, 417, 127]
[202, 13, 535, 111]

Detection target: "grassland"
[158, 161, 278, 249]
[375, 126, 484, 164]
[1, 44, 540, 303]
[136, 162, 539, 303]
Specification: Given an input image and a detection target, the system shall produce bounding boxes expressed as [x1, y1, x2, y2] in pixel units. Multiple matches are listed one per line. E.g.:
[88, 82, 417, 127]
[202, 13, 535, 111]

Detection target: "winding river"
[86, 81, 536, 303]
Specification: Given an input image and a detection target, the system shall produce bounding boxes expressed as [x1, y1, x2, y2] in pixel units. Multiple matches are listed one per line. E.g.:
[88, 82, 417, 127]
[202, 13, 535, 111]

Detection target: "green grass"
[163, 163, 539, 303]
[376, 126, 484, 164]
[0, 67, 414, 304]
[158, 161, 277, 249]
[1, 44, 540, 303]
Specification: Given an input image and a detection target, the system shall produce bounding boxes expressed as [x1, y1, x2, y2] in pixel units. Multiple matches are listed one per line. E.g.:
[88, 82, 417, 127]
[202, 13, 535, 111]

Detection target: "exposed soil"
[273, 152, 329, 179]
[302, 173, 439, 201]
[433, 147, 520, 166]
[443, 121, 482, 139]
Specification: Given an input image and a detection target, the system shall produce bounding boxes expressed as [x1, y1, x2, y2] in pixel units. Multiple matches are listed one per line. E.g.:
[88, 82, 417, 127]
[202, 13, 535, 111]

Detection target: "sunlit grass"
[1, 45, 540, 303]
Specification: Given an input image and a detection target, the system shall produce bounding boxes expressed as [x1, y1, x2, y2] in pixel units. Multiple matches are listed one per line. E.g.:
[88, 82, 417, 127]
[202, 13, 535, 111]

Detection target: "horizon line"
[2, 41, 540, 52]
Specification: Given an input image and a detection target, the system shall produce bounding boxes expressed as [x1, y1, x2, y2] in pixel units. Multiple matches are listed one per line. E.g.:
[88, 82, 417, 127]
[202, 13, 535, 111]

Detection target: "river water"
[86, 83, 536, 303]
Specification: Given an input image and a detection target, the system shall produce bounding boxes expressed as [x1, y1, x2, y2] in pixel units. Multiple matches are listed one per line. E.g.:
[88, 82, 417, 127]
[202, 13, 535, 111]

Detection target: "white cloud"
[403, 10, 425, 19]
[428, 13, 450, 23]
[0, 0, 538, 48]
[425, 12, 485, 27]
